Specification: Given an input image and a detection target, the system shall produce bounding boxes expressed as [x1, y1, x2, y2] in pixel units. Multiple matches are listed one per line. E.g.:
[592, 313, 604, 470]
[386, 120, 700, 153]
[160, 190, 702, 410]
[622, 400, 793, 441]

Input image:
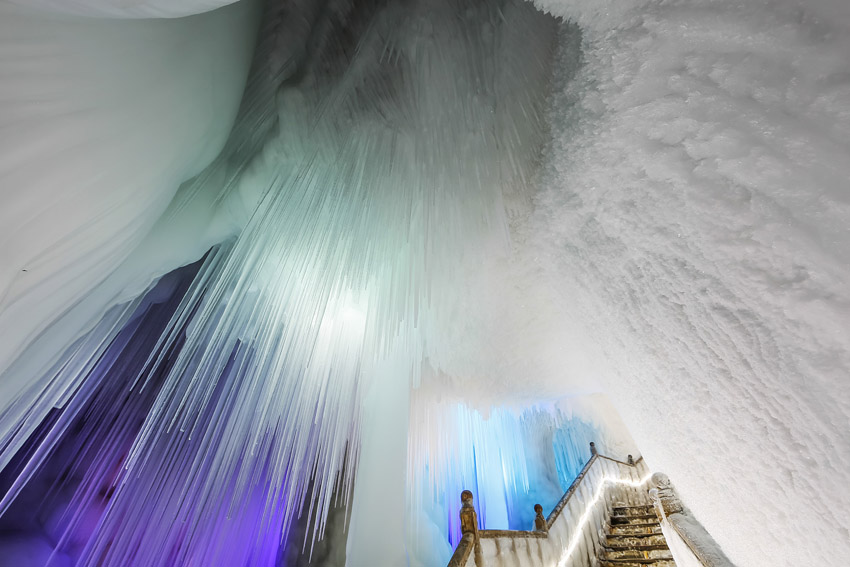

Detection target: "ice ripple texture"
[532, 0, 850, 565]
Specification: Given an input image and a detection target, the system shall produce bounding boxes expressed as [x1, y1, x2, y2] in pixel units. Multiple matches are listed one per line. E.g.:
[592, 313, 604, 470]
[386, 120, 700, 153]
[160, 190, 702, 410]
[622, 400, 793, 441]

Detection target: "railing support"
[446, 490, 484, 567]
[533, 503, 548, 532]
[459, 489, 479, 542]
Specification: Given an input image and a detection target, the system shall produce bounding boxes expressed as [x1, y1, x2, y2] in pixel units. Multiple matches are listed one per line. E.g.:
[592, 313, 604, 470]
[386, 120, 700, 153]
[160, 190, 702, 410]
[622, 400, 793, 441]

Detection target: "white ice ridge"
[531, 0, 850, 565]
[3, 0, 242, 19]
[0, 1, 261, 406]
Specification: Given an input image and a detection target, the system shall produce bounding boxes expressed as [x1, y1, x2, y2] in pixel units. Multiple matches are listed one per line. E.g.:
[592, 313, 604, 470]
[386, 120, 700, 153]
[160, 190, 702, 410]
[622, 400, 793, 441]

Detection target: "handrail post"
[533, 503, 548, 532]
[649, 473, 684, 518]
[589, 441, 597, 456]
[459, 490, 479, 542]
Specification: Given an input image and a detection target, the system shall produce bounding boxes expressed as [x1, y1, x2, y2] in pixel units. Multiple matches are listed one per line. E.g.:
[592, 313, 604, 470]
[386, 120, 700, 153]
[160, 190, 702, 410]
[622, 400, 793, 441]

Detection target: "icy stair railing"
[447, 442, 651, 567]
[649, 473, 737, 567]
[447, 443, 737, 567]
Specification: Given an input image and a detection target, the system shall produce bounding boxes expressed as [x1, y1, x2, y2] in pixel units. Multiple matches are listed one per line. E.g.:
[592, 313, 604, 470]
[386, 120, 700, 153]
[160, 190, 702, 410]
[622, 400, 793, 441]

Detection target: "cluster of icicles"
[0, 0, 562, 565]
[406, 396, 599, 554]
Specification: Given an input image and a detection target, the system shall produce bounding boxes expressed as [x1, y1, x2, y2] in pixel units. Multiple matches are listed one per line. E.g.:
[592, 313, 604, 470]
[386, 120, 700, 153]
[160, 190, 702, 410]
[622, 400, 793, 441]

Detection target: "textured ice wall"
[531, 0, 850, 565]
[0, 0, 259, 455]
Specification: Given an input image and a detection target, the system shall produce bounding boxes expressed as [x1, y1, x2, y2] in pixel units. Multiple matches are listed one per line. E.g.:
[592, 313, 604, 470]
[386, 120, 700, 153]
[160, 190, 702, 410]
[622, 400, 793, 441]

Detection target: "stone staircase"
[599, 497, 676, 567]
[446, 445, 738, 567]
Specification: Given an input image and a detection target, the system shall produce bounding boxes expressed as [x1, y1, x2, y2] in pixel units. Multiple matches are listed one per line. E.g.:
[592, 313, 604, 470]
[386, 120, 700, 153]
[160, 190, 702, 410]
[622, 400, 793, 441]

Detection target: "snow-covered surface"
[531, 0, 850, 565]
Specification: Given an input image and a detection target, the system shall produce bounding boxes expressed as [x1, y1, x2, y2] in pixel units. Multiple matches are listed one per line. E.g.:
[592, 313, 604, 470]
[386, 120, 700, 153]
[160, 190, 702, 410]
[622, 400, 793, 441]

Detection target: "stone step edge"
[602, 544, 670, 551]
[598, 558, 675, 565]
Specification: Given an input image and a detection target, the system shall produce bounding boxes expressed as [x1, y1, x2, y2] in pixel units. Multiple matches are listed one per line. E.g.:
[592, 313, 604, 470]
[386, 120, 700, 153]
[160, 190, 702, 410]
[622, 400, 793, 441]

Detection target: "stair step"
[609, 524, 661, 535]
[599, 561, 676, 567]
[605, 536, 664, 543]
[603, 544, 669, 551]
[608, 524, 664, 536]
[611, 514, 659, 523]
[611, 507, 655, 517]
[602, 548, 674, 561]
[602, 494, 673, 566]
[606, 534, 668, 547]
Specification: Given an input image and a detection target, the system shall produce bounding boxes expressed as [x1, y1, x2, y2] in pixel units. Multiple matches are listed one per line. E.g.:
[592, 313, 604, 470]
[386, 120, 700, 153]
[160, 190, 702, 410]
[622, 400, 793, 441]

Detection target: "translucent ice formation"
[406, 395, 603, 566]
[1, 0, 573, 565]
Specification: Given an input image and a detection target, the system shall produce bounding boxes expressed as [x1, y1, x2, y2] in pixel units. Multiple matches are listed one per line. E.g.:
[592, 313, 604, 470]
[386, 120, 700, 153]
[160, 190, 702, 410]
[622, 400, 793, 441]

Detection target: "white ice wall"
[4, 0, 242, 19]
[0, 1, 259, 390]
[531, 0, 850, 565]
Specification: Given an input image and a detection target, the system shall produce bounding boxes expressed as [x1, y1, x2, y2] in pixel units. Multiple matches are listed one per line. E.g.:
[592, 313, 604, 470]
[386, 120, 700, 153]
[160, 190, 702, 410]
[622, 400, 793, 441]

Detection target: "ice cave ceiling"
[1, 0, 849, 566]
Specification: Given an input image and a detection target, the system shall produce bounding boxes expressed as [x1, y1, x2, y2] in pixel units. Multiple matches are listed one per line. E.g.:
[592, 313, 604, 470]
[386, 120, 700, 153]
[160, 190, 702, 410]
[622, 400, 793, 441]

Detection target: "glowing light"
[340, 305, 365, 324]
[556, 471, 654, 567]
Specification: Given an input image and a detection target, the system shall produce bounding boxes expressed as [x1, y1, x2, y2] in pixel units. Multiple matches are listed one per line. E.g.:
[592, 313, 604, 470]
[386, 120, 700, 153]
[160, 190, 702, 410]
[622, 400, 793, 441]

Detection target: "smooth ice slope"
[532, 0, 850, 565]
[5, 0, 242, 18]
[0, 1, 259, 443]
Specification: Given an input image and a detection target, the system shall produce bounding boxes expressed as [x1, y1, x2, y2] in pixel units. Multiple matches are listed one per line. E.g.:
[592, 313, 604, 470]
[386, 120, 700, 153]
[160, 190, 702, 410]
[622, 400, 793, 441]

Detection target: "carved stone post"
[533, 503, 548, 532]
[589, 441, 597, 456]
[627, 454, 634, 465]
[460, 490, 479, 542]
[648, 472, 683, 521]
[648, 473, 737, 567]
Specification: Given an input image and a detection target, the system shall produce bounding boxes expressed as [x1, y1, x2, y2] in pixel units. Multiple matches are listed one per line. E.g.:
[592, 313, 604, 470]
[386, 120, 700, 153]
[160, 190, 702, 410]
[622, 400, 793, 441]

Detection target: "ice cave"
[0, 0, 848, 566]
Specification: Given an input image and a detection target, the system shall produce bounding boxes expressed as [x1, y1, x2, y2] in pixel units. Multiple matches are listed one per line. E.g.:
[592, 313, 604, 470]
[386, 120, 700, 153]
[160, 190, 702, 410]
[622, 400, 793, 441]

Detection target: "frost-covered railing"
[447, 443, 651, 567]
[649, 473, 737, 567]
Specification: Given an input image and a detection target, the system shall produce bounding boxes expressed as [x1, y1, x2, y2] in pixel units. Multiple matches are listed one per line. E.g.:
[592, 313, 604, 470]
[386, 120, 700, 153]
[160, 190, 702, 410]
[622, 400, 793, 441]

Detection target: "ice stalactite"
[0, 260, 204, 566]
[1, 0, 569, 565]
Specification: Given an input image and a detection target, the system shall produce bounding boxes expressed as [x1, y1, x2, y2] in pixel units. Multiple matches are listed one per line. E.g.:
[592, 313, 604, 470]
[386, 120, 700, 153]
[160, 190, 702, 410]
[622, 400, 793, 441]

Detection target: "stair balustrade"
[446, 443, 736, 567]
